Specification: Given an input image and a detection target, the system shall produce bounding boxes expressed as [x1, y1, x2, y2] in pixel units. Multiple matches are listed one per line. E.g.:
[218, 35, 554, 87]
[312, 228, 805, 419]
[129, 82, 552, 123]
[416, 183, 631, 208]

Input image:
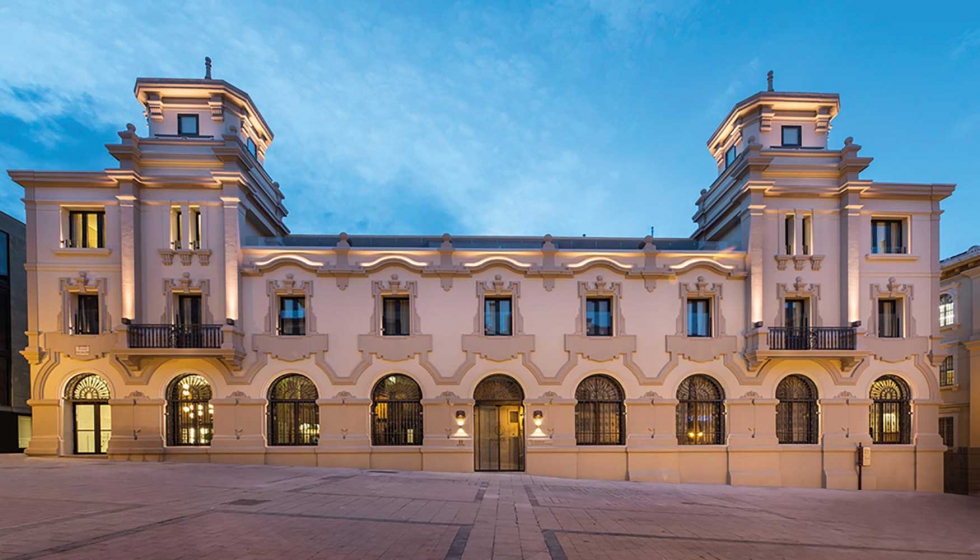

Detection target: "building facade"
[0, 211, 30, 452]
[939, 247, 980, 494]
[8, 71, 954, 491]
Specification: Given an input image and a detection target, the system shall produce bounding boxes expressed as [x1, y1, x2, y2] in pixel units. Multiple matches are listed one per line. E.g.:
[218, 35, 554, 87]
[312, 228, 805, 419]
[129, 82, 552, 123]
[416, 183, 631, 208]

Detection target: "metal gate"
[474, 375, 525, 472]
[475, 404, 524, 472]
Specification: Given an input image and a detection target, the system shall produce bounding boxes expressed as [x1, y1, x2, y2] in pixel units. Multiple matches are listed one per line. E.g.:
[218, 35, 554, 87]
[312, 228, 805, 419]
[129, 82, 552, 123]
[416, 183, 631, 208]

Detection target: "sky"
[0, 1, 978, 257]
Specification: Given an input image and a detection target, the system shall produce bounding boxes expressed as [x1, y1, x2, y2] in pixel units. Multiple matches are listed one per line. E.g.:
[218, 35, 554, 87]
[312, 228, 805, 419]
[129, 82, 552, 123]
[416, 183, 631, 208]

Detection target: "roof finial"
[205, 57, 212, 80]
[767, 70, 774, 92]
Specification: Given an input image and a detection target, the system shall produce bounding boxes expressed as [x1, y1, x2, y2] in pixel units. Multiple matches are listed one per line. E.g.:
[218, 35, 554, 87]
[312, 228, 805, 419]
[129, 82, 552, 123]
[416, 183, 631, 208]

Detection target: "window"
[177, 114, 199, 136]
[382, 296, 410, 336]
[268, 374, 319, 446]
[784, 214, 795, 255]
[776, 375, 818, 444]
[371, 374, 423, 446]
[74, 294, 100, 335]
[781, 125, 802, 147]
[869, 375, 911, 445]
[940, 356, 955, 387]
[575, 375, 625, 445]
[725, 146, 737, 168]
[66, 374, 111, 455]
[878, 299, 902, 338]
[871, 219, 905, 254]
[676, 375, 724, 445]
[939, 294, 954, 328]
[802, 215, 812, 255]
[940, 417, 954, 448]
[586, 298, 612, 336]
[67, 210, 104, 249]
[171, 208, 202, 250]
[784, 299, 808, 329]
[167, 374, 213, 446]
[279, 296, 306, 336]
[484, 297, 512, 336]
[686, 299, 712, 337]
[247, 137, 258, 158]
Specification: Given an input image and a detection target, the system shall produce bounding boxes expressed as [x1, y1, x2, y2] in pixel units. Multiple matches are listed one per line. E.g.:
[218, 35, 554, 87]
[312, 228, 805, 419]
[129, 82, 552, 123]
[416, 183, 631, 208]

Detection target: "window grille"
[167, 374, 213, 446]
[268, 374, 319, 446]
[371, 374, 423, 446]
[775, 375, 819, 444]
[575, 375, 625, 445]
[869, 375, 911, 444]
[676, 375, 724, 445]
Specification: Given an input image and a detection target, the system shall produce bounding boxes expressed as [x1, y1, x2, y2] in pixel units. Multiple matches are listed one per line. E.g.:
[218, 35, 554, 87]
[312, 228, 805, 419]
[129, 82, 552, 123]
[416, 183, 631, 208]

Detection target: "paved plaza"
[0, 456, 977, 559]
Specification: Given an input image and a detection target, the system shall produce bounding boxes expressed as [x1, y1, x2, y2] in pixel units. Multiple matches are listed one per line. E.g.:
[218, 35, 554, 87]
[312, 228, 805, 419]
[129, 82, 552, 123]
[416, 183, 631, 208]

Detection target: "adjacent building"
[0, 211, 30, 452]
[939, 247, 980, 494]
[7, 69, 954, 491]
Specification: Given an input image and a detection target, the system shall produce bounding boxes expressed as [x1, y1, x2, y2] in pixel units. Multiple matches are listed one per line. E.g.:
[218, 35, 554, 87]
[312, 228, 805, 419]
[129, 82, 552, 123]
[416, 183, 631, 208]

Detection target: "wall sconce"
[451, 410, 468, 439]
[753, 321, 763, 328]
[530, 410, 548, 438]
[225, 318, 236, 326]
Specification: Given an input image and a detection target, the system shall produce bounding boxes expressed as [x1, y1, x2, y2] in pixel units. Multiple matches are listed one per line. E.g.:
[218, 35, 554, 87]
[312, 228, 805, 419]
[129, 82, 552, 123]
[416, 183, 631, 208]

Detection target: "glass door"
[74, 402, 111, 454]
[475, 404, 524, 472]
[176, 295, 202, 347]
[784, 299, 809, 349]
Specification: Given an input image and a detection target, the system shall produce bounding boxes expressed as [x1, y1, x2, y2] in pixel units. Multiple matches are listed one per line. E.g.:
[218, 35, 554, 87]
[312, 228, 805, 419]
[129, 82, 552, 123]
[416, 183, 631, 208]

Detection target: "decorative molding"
[252, 333, 329, 362]
[59, 271, 110, 335]
[675, 275, 726, 336]
[473, 275, 524, 334]
[162, 273, 212, 323]
[774, 276, 822, 327]
[369, 274, 421, 335]
[868, 277, 915, 337]
[575, 275, 625, 335]
[264, 273, 316, 334]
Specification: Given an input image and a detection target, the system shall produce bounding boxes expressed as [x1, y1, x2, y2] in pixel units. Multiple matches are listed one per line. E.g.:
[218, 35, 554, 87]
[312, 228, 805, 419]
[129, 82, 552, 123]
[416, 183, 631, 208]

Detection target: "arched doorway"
[65, 374, 112, 455]
[474, 374, 524, 472]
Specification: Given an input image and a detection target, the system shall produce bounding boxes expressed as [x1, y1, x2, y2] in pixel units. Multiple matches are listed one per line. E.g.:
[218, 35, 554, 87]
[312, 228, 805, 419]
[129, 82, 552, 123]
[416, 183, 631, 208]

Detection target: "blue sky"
[1, 1, 978, 257]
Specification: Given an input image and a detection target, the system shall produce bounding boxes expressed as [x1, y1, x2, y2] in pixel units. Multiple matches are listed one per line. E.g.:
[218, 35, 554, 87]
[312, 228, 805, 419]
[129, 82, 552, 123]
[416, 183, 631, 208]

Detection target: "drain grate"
[368, 470, 398, 474]
[224, 499, 270, 506]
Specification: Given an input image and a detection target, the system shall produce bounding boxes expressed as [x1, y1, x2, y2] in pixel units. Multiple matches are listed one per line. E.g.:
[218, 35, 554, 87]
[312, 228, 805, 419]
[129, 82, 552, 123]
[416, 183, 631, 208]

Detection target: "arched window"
[870, 375, 911, 444]
[268, 374, 319, 446]
[676, 375, 724, 445]
[371, 374, 423, 446]
[66, 374, 112, 454]
[940, 356, 955, 387]
[575, 375, 625, 445]
[939, 294, 954, 328]
[775, 375, 819, 444]
[167, 374, 213, 446]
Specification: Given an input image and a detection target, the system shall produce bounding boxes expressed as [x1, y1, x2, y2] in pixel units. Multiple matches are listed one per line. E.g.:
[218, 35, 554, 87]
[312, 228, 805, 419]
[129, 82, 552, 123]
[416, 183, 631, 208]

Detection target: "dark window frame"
[371, 374, 423, 446]
[776, 374, 819, 444]
[67, 210, 105, 249]
[781, 125, 802, 147]
[939, 294, 954, 328]
[869, 375, 911, 445]
[939, 417, 954, 448]
[74, 294, 100, 335]
[278, 296, 307, 336]
[484, 297, 513, 336]
[877, 298, 902, 338]
[725, 145, 737, 168]
[676, 374, 725, 445]
[268, 374, 319, 446]
[686, 298, 712, 338]
[585, 297, 613, 337]
[166, 374, 213, 447]
[247, 137, 258, 158]
[382, 296, 411, 336]
[940, 356, 955, 387]
[177, 113, 200, 137]
[574, 375, 625, 445]
[871, 218, 906, 254]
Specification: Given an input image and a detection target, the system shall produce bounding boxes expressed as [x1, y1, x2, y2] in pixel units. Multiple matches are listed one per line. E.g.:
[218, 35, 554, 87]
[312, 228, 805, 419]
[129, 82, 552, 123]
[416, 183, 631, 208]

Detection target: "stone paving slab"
[0, 455, 976, 559]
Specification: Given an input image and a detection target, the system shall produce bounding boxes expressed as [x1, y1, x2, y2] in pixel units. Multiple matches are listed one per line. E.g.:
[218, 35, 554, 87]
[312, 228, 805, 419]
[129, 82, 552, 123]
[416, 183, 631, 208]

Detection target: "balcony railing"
[127, 324, 222, 349]
[768, 326, 856, 351]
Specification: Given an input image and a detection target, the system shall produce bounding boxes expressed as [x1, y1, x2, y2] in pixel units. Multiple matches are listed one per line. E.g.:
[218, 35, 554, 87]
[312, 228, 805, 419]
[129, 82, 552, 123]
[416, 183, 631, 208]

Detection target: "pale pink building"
[8, 69, 954, 491]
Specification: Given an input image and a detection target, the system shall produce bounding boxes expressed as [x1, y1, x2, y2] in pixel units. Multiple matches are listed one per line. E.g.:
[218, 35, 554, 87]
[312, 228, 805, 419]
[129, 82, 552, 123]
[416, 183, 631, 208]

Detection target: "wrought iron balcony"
[767, 326, 856, 351]
[127, 324, 223, 349]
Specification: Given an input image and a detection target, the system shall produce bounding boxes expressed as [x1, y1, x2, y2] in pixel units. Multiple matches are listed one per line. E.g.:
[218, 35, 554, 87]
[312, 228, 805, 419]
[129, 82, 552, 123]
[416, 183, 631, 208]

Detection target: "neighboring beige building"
[7, 68, 955, 491]
[939, 247, 980, 494]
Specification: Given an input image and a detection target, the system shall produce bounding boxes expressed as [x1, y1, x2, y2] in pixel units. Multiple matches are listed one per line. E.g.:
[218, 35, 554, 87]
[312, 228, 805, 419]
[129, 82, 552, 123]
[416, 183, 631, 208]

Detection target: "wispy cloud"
[0, 0, 699, 236]
[952, 28, 980, 58]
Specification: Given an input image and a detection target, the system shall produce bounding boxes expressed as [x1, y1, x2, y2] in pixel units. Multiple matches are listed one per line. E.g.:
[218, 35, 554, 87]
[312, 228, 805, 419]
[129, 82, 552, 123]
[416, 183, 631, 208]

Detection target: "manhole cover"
[225, 499, 270, 506]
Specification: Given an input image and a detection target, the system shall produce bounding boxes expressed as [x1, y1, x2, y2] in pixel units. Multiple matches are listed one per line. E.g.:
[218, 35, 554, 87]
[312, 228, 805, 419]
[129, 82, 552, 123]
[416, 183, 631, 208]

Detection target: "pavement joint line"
[549, 528, 978, 556]
[444, 525, 472, 560]
[0, 504, 145, 536]
[541, 530, 568, 560]
[3, 511, 212, 560]
[217, 508, 476, 527]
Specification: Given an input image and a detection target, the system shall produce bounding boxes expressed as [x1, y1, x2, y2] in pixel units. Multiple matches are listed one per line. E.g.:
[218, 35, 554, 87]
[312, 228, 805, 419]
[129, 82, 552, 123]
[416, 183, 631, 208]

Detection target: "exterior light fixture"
[451, 410, 468, 439]
[753, 321, 763, 328]
[455, 410, 466, 426]
[532, 410, 544, 426]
